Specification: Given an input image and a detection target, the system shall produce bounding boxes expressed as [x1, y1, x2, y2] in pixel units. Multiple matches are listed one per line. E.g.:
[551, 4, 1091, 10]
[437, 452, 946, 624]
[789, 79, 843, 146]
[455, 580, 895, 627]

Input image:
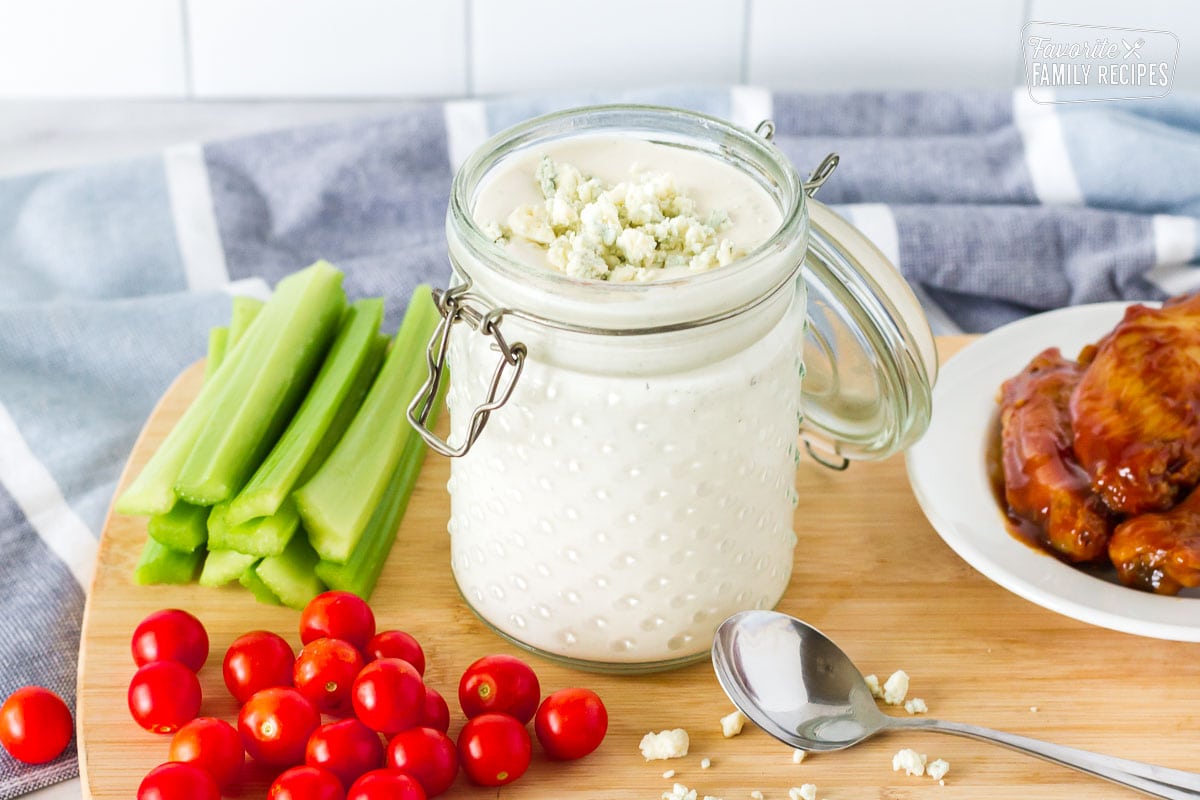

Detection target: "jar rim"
[447, 104, 807, 309]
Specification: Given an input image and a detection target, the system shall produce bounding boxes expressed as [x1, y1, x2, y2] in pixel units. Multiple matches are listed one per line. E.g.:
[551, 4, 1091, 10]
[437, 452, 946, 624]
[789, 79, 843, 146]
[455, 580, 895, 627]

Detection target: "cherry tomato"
[128, 661, 201, 734]
[386, 727, 458, 797]
[131, 609, 209, 672]
[351, 658, 424, 735]
[223, 630, 295, 704]
[269, 765, 346, 800]
[456, 713, 531, 787]
[458, 654, 540, 724]
[365, 630, 425, 675]
[0, 686, 72, 764]
[168, 716, 244, 789]
[306, 719, 384, 790]
[420, 686, 450, 734]
[534, 687, 608, 760]
[347, 769, 426, 800]
[294, 638, 363, 716]
[239, 687, 320, 767]
[300, 591, 376, 652]
[137, 762, 220, 800]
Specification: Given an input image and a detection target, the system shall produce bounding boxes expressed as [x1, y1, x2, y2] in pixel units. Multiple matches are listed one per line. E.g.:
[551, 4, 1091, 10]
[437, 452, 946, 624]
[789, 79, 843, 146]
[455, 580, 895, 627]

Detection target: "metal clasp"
[407, 284, 526, 457]
[753, 119, 838, 199]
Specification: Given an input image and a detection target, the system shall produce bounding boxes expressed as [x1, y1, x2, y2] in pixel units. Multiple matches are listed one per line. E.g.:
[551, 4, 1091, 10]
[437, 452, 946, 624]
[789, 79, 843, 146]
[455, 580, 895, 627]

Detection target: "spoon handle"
[901, 718, 1200, 799]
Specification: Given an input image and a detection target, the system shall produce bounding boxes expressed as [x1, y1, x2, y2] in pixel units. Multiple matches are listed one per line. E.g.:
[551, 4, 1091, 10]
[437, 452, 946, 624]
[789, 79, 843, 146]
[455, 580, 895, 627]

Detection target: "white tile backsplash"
[0, 0, 185, 97]
[470, 0, 746, 95]
[1028, 0, 1199, 90]
[1, 0, 1198, 98]
[188, 0, 466, 98]
[747, 0, 1025, 90]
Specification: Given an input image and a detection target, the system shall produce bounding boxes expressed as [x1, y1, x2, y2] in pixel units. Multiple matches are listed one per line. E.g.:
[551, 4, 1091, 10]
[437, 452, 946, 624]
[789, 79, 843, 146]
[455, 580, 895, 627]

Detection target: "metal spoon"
[712, 610, 1200, 799]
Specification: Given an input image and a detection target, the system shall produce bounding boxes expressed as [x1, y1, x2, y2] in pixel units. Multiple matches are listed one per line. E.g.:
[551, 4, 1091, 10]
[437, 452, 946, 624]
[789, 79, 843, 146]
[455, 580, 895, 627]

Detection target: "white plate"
[905, 301, 1200, 642]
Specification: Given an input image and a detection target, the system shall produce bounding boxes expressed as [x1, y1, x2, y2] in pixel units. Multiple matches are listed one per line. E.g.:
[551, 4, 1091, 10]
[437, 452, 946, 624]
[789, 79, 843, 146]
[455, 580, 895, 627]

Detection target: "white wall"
[0, 0, 1195, 98]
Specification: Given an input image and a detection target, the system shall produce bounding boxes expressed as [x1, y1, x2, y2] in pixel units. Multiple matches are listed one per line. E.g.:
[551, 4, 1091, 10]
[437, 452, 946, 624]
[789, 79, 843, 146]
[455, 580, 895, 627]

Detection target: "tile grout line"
[464, 0, 475, 97]
[740, 0, 753, 84]
[180, 0, 195, 98]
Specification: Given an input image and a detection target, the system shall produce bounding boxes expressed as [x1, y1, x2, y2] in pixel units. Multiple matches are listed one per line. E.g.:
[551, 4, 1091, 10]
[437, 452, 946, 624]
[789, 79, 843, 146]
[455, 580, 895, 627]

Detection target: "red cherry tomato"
[268, 765, 346, 800]
[128, 661, 201, 733]
[351, 658, 424, 735]
[456, 713, 531, 787]
[420, 686, 450, 734]
[131, 609, 209, 672]
[458, 654, 540, 723]
[0, 686, 72, 764]
[386, 727, 458, 798]
[168, 716, 244, 789]
[534, 688, 608, 760]
[223, 630, 295, 704]
[238, 687, 320, 767]
[306, 718, 384, 790]
[294, 638, 364, 715]
[365, 630, 425, 675]
[347, 769, 426, 800]
[137, 762, 220, 800]
[300, 591, 376, 652]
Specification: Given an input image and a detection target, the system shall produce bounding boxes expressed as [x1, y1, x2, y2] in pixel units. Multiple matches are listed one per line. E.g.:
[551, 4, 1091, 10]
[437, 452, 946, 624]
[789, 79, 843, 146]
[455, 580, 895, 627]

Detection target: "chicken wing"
[999, 347, 1112, 562]
[1070, 294, 1200, 515]
[1108, 484, 1200, 595]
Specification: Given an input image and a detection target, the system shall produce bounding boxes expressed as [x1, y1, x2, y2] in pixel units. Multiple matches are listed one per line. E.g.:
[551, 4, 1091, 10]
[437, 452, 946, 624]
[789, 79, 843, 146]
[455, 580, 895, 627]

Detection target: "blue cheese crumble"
[494, 156, 742, 282]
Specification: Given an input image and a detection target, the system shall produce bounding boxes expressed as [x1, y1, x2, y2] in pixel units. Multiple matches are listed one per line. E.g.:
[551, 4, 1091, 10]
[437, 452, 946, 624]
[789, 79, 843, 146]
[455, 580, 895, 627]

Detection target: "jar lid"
[799, 201, 939, 465]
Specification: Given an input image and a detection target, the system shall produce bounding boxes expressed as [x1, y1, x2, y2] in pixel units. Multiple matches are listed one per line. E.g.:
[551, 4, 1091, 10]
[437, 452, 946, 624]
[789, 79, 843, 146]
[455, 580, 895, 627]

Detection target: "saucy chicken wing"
[1108, 484, 1200, 595]
[1070, 294, 1200, 515]
[999, 347, 1112, 562]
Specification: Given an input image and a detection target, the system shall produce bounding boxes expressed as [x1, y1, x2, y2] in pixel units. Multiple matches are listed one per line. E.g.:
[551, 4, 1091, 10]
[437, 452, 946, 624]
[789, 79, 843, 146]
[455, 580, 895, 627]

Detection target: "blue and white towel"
[0, 87, 1197, 798]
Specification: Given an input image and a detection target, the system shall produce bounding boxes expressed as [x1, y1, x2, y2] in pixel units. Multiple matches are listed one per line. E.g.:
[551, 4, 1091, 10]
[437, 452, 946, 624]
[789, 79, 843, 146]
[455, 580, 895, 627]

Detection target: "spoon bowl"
[712, 610, 1200, 800]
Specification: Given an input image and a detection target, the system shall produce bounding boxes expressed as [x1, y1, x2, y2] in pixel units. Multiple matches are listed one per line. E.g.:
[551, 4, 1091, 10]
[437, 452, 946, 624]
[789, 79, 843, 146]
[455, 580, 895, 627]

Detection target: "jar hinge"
[407, 283, 526, 458]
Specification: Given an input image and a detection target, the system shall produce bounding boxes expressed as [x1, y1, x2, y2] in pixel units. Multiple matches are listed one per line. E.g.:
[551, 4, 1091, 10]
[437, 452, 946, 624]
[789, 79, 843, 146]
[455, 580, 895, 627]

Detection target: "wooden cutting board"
[77, 337, 1200, 799]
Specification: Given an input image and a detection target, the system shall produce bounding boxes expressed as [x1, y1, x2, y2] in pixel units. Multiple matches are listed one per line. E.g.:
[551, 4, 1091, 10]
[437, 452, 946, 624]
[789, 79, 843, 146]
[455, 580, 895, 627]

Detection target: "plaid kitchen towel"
[0, 87, 1197, 796]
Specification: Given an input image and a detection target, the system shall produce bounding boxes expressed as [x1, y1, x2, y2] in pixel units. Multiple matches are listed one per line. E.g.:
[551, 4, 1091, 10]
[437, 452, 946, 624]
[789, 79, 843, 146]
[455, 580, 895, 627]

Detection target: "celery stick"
[133, 539, 203, 585]
[227, 296, 264, 348]
[226, 298, 385, 525]
[305, 332, 389, 477]
[174, 262, 347, 506]
[314, 434, 426, 599]
[207, 499, 300, 557]
[146, 501, 209, 553]
[295, 286, 439, 563]
[205, 327, 229, 381]
[239, 561, 282, 605]
[199, 549, 258, 587]
[116, 286, 280, 515]
[255, 534, 325, 610]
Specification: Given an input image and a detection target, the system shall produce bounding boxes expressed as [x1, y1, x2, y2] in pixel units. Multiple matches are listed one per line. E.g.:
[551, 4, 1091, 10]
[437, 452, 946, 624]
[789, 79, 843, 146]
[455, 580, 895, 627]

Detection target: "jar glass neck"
[446, 104, 809, 334]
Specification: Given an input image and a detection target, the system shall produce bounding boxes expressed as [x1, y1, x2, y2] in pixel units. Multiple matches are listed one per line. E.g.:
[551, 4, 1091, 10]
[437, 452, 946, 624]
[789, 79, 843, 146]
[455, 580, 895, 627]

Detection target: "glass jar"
[409, 105, 937, 673]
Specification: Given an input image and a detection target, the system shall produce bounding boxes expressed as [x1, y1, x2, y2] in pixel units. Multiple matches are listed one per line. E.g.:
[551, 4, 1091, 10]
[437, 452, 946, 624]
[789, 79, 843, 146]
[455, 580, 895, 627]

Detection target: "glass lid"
[799, 200, 939, 466]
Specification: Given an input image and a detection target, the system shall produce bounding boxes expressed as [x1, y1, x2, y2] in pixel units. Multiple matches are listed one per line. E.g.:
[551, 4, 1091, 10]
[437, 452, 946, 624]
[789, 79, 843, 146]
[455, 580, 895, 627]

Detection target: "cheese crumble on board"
[640, 728, 690, 760]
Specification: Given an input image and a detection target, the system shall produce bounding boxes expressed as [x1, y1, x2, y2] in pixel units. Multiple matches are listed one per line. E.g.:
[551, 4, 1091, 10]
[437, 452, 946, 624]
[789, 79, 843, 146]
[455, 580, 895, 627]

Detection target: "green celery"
[314, 432, 426, 599]
[304, 332, 388, 475]
[174, 262, 347, 506]
[255, 534, 325, 610]
[239, 561, 282, 605]
[207, 499, 300, 557]
[199, 549, 258, 587]
[226, 298, 385, 525]
[133, 539, 203, 585]
[227, 296, 264, 347]
[295, 285, 440, 563]
[205, 327, 229, 381]
[146, 501, 209, 553]
[115, 278, 281, 516]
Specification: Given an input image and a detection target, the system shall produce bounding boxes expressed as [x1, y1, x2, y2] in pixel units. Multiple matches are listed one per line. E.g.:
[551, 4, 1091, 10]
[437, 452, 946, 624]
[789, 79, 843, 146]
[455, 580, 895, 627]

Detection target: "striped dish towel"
[0, 87, 1196, 797]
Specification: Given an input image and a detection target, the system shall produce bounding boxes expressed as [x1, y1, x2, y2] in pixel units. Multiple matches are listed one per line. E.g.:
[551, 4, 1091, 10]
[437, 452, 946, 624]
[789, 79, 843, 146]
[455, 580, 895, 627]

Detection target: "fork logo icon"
[1122, 38, 1145, 60]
